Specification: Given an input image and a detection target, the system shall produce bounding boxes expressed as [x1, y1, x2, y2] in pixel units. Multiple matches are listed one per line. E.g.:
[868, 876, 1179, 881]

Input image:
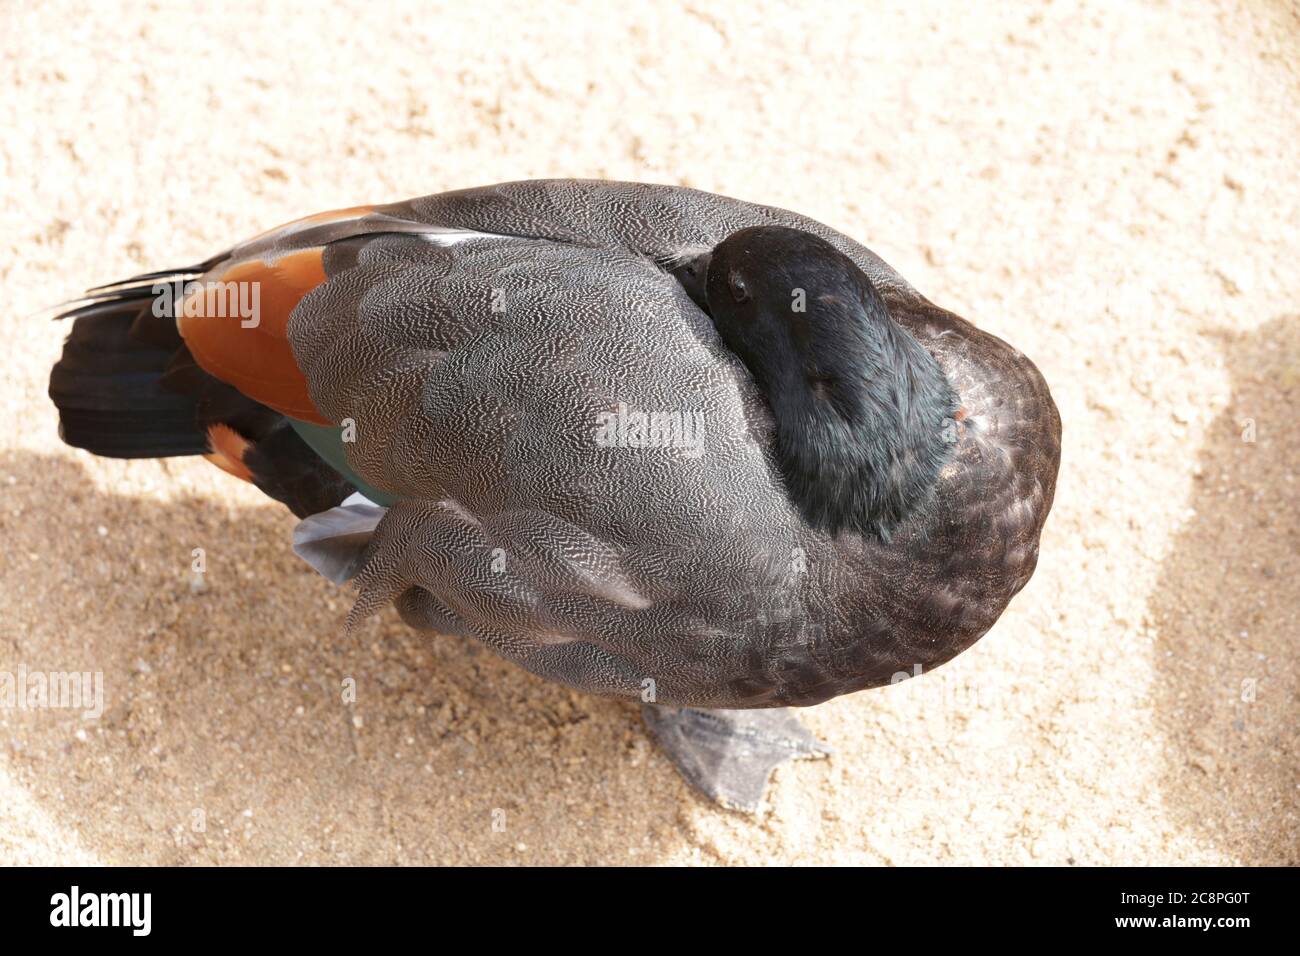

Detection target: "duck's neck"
[764, 323, 958, 541]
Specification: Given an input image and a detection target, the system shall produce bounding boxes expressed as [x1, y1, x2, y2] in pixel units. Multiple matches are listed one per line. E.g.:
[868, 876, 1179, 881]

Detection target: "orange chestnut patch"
[202, 423, 254, 482]
[178, 248, 332, 425]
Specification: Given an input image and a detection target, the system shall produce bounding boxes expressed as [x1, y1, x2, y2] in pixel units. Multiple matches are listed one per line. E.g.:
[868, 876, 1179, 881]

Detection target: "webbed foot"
[641, 704, 830, 812]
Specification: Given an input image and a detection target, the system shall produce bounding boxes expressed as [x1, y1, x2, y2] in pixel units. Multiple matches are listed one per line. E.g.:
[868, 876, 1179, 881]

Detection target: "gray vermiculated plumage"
[275, 180, 1059, 709]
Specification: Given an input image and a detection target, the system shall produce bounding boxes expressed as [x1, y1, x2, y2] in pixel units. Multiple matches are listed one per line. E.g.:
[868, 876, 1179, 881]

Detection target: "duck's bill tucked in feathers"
[692, 226, 960, 541]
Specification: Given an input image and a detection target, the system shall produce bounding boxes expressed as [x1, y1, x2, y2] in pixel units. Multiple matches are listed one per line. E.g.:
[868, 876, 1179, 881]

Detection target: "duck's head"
[672, 226, 959, 540]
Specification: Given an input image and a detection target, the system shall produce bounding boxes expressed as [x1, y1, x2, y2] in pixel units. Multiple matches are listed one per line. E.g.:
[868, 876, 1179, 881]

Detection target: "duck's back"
[289, 181, 1060, 708]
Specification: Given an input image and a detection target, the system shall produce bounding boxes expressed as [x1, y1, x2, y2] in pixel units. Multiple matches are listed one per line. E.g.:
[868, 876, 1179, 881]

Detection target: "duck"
[48, 179, 1061, 810]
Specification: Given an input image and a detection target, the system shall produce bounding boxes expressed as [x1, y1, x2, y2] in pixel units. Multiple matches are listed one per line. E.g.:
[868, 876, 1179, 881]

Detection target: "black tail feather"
[84, 263, 211, 294]
[48, 287, 209, 459]
[48, 270, 356, 516]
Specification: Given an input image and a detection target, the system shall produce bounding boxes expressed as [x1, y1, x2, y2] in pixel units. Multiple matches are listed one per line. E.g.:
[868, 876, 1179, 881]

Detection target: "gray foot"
[641, 705, 830, 812]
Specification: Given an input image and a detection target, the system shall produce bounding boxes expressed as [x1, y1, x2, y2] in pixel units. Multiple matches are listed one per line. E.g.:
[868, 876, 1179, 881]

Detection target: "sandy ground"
[1, 0, 1296, 866]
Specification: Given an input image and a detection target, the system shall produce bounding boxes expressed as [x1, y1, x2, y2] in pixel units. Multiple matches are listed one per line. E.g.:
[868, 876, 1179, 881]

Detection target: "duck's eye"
[728, 271, 750, 303]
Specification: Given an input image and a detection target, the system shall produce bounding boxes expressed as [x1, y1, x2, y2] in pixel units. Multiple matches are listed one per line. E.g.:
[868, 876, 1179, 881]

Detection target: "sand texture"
[1, 0, 1296, 865]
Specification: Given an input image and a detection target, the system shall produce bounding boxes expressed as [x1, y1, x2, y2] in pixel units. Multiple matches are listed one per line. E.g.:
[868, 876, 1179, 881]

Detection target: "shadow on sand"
[1148, 314, 1298, 864]
[0, 450, 702, 864]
